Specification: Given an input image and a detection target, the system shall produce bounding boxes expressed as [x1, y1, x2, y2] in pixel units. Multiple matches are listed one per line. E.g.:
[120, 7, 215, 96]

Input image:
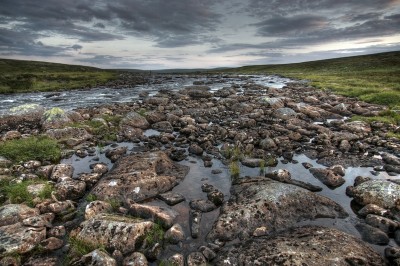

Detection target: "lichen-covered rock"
[259, 97, 284, 109]
[85, 200, 113, 220]
[207, 177, 347, 242]
[91, 152, 189, 203]
[41, 107, 71, 129]
[309, 168, 345, 188]
[128, 203, 177, 229]
[0, 204, 40, 227]
[352, 180, 400, 209]
[50, 164, 74, 182]
[0, 222, 46, 254]
[120, 111, 150, 129]
[181, 85, 212, 99]
[55, 178, 86, 200]
[9, 104, 45, 116]
[187, 252, 207, 266]
[46, 127, 92, 147]
[76, 214, 155, 254]
[165, 224, 185, 244]
[123, 252, 148, 266]
[273, 107, 297, 120]
[81, 249, 116, 266]
[340, 121, 371, 134]
[214, 226, 385, 265]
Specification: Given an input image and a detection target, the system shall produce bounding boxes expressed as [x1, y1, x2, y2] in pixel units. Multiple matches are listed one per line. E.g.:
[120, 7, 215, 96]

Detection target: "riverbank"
[1, 75, 400, 265]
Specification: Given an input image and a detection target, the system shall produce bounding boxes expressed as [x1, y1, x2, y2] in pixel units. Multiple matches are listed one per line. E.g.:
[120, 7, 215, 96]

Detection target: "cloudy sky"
[1, 0, 400, 69]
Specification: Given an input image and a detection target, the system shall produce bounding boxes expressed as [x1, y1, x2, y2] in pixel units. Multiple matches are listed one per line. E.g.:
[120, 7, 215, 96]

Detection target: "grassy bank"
[223, 51, 400, 108]
[0, 59, 118, 93]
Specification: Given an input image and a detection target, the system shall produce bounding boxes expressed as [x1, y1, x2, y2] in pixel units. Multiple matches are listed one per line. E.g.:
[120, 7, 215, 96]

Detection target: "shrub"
[0, 135, 61, 163]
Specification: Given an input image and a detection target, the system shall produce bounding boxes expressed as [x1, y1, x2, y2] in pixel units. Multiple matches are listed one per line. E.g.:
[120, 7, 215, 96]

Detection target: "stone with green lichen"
[352, 180, 400, 209]
[9, 104, 45, 116]
[41, 107, 71, 129]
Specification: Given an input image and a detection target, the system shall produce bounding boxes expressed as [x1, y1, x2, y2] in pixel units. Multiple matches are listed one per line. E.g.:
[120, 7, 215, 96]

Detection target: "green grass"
[220, 51, 400, 108]
[145, 223, 165, 246]
[0, 177, 54, 207]
[349, 110, 400, 125]
[67, 236, 105, 258]
[0, 135, 61, 163]
[69, 115, 122, 142]
[0, 58, 118, 93]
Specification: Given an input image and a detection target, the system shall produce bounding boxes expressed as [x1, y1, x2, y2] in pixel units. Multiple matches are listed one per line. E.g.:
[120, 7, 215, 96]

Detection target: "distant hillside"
[223, 51, 400, 107]
[0, 58, 117, 93]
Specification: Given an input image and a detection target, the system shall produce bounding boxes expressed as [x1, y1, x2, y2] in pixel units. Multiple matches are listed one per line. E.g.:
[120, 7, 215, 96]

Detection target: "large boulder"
[91, 152, 189, 203]
[207, 177, 347, 242]
[120, 111, 150, 129]
[0, 204, 40, 227]
[46, 127, 92, 147]
[41, 107, 72, 129]
[76, 214, 156, 255]
[214, 226, 385, 265]
[351, 180, 400, 209]
[0, 222, 46, 254]
[181, 86, 212, 99]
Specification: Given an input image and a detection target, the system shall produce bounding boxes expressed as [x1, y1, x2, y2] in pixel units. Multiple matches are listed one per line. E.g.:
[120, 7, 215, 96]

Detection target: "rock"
[382, 153, 400, 165]
[365, 214, 399, 234]
[22, 213, 53, 228]
[81, 249, 116, 266]
[40, 237, 64, 251]
[309, 168, 345, 188]
[158, 192, 185, 206]
[170, 149, 187, 162]
[187, 252, 207, 266]
[188, 144, 204, 156]
[0, 204, 40, 227]
[199, 245, 216, 261]
[46, 127, 92, 147]
[166, 254, 185, 266]
[302, 162, 313, 169]
[50, 164, 74, 182]
[329, 164, 345, 176]
[152, 121, 173, 132]
[260, 97, 284, 109]
[41, 107, 71, 129]
[0, 157, 12, 168]
[211, 169, 223, 174]
[253, 226, 268, 237]
[358, 204, 389, 217]
[207, 190, 224, 206]
[48, 225, 66, 238]
[189, 199, 217, 212]
[207, 177, 347, 242]
[351, 180, 400, 209]
[354, 176, 371, 186]
[241, 157, 264, 168]
[2, 130, 21, 141]
[214, 226, 385, 265]
[0, 256, 20, 266]
[91, 163, 109, 175]
[0, 222, 46, 254]
[182, 85, 212, 99]
[120, 111, 149, 129]
[36, 165, 54, 179]
[128, 203, 177, 229]
[144, 111, 166, 124]
[105, 146, 127, 162]
[341, 121, 371, 134]
[273, 108, 297, 120]
[91, 152, 189, 203]
[9, 103, 45, 116]
[355, 223, 390, 245]
[144, 97, 169, 105]
[190, 210, 202, 239]
[55, 178, 86, 200]
[123, 252, 148, 266]
[339, 139, 351, 152]
[77, 173, 102, 188]
[266, 169, 323, 192]
[120, 126, 143, 140]
[37, 200, 75, 215]
[259, 137, 277, 151]
[165, 224, 185, 244]
[85, 200, 113, 220]
[76, 214, 156, 254]
[23, 256, 59, 266]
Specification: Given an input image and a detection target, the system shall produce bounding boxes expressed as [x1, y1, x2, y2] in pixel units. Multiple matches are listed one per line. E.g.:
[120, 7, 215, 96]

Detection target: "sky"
[1, 0, 400, 70]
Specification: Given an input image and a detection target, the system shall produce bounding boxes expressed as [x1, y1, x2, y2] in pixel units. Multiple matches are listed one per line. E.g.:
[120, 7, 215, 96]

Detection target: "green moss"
[42, 107, 66, 122]
[0, 135, 61, 163]
[86, 193, 97, 202]
[145, 223, 165, 246]
[68, 236, 105, 258]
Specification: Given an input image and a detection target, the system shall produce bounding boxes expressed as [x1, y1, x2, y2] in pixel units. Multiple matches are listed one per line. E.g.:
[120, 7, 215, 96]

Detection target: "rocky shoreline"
[0, 75, 400, 265]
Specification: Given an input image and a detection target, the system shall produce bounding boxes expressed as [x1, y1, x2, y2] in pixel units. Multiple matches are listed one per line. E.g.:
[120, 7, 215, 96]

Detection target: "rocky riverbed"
[0, 74, 400, 265]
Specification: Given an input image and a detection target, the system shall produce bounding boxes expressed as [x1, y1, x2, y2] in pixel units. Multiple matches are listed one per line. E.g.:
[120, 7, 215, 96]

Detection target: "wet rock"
[207, 190, 224, 206]
[85, 200, 113, 220]
[260, 97, 284, 109]
[384, 164, 400, 174]
[120, 126, 143, 140]
[382, 152, 400, 165]
[351, 180, 400, 209]
[40, 237, 64, 251]
[128, 203, 177, 229]
[158, 192, 185, 206]
[207, 177, 347, 242]
[76, 214, 156, 254]
[188, 144, 204, 156]
[190, 210, 202, 239]
[77, 173, 102, 188]
[81, 249, 116, 266]
[46, 127, 92, 147]
[187, 252, 207, 266]
[48, 225, 66, 238]
[355, 223, 390, 245]
[273, 108, 297, 120]
[259, 137, 277, 151]
[329, 164, 345, 176]
[385, 247, 400, 262]
[365, 214, 399, 234]
[199, 245, 216, 261]
[214, 226, 385, 265]
[91, 152, 189, 203]
[120, 111, 150, 129]
[189, 199, 217, 212]
[170, 149, 188, 162]
[0, 204, 40, 227]
[123, 252, 148, 266]
[23, 256, 59, 266]
[91, 163, 109, 175]
[182, 85, 212, 99]
[203, 160, 213, 167]
[309, 168, 345, 188]
[41, 107, 71, 129]
[211, 169, 223, 174]
[354, 175, 372, 186]
[253, 226, 268, 237]
[144, 97, 169, 106]
[152, 121, 173, 132]
[105, 146, 127, 162]
[341, 121, 371, 134]
[50, 164, 74, 182]
[166, 254, 185, 266]
[0, 256, 20, 266]
[0, 222, 46, 254]
[144, 111, 166, 124]
[266, 169, 323, 192]
[37, 200, 75, 215]
[55, 177, 86, 200]
[36, 165, 54, 179]
[241, 157, 264, 168]
[165, 224, 185, 244]
[302, 162, 313, 169]
[358, 204, 389, 217]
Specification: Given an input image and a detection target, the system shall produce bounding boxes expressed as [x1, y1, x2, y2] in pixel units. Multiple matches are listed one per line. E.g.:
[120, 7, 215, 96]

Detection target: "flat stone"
[128, 203, 177, 229]
[158, 192, 185, 206]
[85, 200, 113, 220]
[189, 199, 217, 212]
[91, 152, 189, 203]
[214, 226, 385, 265]
[355, 223, 390, 245]
[309, 168, 345, 188]
[207, 177, 347, 242]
